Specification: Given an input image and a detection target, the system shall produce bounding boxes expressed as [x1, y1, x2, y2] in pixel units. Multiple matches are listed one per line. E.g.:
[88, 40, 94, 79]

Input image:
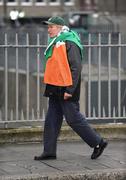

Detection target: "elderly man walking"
[34, 16, 108, 161]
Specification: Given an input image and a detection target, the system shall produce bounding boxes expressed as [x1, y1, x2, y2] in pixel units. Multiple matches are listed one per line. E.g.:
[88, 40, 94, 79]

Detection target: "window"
[21, 0, 32, 6]
[49, 0, 60, 6]
[36, 0, 45, 2]
[50, 0, 57, 2]
[35, 0, 46, 6]
[8, 0, 15, 2]
[64, 0, 74, 6]
[7, 0, 17, 6]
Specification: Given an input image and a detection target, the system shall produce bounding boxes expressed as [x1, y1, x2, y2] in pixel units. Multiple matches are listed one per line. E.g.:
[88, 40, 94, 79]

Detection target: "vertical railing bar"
[118, 33, 121, 117]
[37, 33, 40, 120]
[15, 33, 19, 121]
[98, 33, 101, 118]
[88, 33, 91, 117]
[0, 109, 2, 121]
[4, 33, 8, 122]
[108, 33, 112, 117]
[26, 33, 29, 120]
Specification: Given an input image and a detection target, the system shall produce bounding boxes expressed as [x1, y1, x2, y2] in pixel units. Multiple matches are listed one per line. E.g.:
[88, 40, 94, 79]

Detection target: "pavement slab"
[0, 140, 126, 180]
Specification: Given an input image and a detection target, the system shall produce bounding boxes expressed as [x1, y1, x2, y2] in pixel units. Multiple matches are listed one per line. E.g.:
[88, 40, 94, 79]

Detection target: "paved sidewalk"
[0, 140, 126, 180]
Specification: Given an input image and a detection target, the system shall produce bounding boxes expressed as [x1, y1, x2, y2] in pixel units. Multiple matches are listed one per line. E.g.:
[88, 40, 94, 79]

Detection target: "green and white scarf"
[43, 28, 83, 69]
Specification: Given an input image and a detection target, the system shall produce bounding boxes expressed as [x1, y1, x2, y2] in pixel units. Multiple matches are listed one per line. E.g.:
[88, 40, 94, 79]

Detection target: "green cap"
[43, 16, 65, 26]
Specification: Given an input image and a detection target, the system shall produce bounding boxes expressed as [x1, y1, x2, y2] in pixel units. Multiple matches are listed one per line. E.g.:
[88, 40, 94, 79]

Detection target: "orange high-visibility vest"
[44, 42, 73, 86]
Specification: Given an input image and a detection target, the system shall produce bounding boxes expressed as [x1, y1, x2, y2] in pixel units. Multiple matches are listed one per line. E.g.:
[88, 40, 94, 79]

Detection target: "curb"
[0, 124, 126, 144]
[1, 169, 126, 180]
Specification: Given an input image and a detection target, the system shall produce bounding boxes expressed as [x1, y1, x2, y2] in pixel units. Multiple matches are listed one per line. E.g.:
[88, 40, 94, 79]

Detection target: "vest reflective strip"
[44, 43, 72, 86]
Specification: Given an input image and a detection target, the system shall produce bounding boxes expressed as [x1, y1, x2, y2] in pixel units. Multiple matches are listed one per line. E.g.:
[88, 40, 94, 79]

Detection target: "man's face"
[48, 24, 62, 38]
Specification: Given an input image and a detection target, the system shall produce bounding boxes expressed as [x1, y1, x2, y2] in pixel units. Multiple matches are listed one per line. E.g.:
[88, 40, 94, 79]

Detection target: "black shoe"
[34, 154, 56, 160]
[91, 140, 108, 160]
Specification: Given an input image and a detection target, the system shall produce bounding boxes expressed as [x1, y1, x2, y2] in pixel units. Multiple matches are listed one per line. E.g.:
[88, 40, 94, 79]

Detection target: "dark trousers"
[43, 97, 102, 155]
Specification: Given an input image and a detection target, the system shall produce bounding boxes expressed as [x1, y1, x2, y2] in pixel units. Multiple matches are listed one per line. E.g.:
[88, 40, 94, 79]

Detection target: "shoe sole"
[34, 156, 56, 160]
[91, 142, 108, 160]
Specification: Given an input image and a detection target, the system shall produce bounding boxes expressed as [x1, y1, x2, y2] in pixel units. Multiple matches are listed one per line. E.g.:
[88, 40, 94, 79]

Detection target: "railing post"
[26, 33, 30, 121]
[98, 33, 101, 118]
[118, 33, 121, 118]
[108, 33, 112, 118]
[4, 33, 8, 122]
[16, 33, 19, 121]
[37, 34, 40, 121]
[88, 33, 91, 117]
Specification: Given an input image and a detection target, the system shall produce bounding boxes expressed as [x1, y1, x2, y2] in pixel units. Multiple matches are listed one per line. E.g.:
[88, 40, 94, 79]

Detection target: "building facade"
[1, 0, 126, 26]
[0, 0, 98, 22]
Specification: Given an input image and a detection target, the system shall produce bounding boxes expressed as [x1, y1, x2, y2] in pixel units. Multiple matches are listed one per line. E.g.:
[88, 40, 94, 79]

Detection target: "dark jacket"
[44, 41, 82, 101]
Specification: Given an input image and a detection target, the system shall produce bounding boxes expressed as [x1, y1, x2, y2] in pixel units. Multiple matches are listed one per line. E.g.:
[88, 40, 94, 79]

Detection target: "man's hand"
[64, 92, 72, 100]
